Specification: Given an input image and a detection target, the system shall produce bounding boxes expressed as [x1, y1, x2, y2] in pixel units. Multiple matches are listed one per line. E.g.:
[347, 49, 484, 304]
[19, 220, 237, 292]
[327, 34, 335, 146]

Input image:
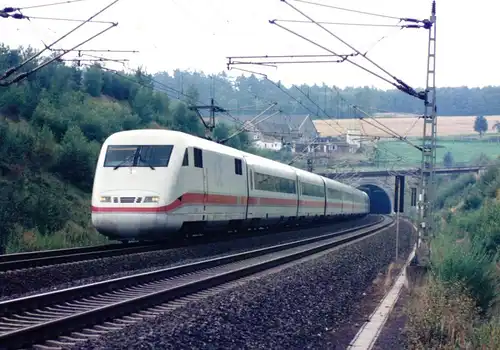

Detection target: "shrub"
[431, 234, 498, 313]
[405, 278, 480, 349]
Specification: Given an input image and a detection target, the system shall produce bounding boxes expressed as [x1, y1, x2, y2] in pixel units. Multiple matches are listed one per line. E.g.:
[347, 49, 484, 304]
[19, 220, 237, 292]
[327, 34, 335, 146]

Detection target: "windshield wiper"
[112, 150, 156, 170]
[113, 154, 135, 170]
[138, 154, 155, 170]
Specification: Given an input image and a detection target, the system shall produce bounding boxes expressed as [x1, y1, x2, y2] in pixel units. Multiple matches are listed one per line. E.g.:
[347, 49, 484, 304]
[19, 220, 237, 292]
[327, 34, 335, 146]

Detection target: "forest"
[154, 70, 500, 117]
[0, 44, 253, 252]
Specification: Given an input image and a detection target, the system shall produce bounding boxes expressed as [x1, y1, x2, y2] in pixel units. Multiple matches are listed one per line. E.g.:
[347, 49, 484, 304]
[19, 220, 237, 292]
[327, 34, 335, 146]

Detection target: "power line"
[2, 14, 115, 24]
[292, 85, 346, 134]
[14, 0, 89, 10]
[290, 0, 405, 21]
[272, 19, 407, 28]
[0, 0, 121, 85]
[98, 66, 253, 140]
[278, 0, 428, 99]
[0, 22, 118, 86]
[52, 49, 139, 53]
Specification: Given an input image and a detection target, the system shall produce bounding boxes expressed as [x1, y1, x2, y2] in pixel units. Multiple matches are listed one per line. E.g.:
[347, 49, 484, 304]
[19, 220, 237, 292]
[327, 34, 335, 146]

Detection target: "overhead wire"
[13, 0, 89, 10]
[99, 63, 256, 138]
[3, 14, 115, 24]
[227, 67, 391, 174]
[327, 85, 423, 151]
[0, 21, 118, 86]
[273, 20, 403, 27]
[0, 0, 121, 84]
[290, 0, 404, 21]
[275, 0, 425, 99]
[292, 85, 346, 134]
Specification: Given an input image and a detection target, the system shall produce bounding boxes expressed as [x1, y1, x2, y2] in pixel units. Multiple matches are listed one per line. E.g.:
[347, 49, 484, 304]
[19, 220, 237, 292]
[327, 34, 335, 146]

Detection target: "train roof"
[294, 167, 324, 184]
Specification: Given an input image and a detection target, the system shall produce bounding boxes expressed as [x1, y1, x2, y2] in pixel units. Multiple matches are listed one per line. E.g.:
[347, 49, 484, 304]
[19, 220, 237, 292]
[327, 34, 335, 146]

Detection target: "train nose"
[92, 212, 170, 239]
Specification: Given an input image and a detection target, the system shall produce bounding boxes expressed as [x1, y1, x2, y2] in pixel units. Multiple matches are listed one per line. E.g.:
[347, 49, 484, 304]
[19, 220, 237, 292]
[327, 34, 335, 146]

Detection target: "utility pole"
[307, 155, 314, 172]
[414, 0, 437, 269]
[394, 175, 405, 260]
[394, 175, 400, 260]
[188, 98, 227, 140]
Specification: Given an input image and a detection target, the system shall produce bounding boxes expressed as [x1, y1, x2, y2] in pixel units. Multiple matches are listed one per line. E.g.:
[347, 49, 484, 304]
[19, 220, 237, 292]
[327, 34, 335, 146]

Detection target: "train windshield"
[104, 145, 174, 168]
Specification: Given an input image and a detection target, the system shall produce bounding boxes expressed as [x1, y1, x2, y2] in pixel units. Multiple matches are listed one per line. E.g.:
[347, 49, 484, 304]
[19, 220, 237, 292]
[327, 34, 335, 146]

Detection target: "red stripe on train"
[92, 192, 366, 213]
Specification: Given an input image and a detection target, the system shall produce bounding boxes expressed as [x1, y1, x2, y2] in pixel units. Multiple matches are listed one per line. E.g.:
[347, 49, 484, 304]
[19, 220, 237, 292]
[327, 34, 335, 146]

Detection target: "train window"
[193, 148, 203, 168]
[182, 149, 189, 166]
[327, 188, 342, 200]
[301, 182, 325, 198]
[234, 159, 243, 175]
[254, 171, 296, 194]
[104, 145, 174, 168]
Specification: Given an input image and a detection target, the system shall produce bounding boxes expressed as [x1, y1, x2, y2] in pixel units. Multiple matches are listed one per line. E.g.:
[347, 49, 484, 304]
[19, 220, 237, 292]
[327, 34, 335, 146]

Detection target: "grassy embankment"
[403, 159, 500, 348]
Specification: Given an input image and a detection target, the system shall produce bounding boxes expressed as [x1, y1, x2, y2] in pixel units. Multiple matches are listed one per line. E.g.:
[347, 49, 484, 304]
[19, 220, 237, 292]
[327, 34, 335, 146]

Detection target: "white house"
[253, 135, 283, 151]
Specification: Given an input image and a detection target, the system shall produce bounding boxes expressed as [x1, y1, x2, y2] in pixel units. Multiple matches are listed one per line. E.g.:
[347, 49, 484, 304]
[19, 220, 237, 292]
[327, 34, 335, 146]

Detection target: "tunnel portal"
[358, 184, 392, 214]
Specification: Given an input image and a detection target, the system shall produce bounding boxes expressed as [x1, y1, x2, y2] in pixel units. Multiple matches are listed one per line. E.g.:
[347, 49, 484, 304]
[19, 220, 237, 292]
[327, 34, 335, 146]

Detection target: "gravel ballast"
[73, 219, 415, 350]
[0, 215, 378, 300]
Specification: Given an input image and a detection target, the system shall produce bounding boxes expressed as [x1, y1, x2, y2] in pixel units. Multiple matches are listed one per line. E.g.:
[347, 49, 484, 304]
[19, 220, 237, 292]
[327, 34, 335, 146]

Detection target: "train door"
[321, 180, 327, 216]
[193, 147, 207, 218]
[340, 191, 345, 215]
[243, 157, 251, 219]
[202, 167, 208, 216]
[295, 175, 300, 217]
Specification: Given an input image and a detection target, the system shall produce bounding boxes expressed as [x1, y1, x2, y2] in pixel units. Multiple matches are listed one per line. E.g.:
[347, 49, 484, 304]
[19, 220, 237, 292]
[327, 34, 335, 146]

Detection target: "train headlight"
[144, 196, 160, 203]
[100, 196, 111, 203]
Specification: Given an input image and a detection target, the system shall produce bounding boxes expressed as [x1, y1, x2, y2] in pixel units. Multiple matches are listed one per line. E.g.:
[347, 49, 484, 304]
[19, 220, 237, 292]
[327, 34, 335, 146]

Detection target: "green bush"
[431, 233, 498, 313]
[435, 173, 476, 209]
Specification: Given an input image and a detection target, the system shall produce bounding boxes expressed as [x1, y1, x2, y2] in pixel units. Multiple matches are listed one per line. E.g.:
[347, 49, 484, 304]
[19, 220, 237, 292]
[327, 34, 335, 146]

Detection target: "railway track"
[0, 215, 393, 350]
[0, 216, 377, 272]
[0, 241, 166, 272]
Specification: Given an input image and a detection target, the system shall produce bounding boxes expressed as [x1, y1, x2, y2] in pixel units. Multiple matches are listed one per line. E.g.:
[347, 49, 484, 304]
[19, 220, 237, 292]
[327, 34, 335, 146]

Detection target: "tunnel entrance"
[358, 184, 392, 214]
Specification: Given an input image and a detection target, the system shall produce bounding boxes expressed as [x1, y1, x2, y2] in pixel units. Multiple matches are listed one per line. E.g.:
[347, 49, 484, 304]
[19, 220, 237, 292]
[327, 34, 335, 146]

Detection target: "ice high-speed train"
[91, 129, 370, 242]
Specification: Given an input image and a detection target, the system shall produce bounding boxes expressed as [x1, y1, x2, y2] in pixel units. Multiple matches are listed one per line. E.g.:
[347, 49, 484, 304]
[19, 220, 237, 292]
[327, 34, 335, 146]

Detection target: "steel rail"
[0, 216, 376, 272]
[0, 241, 168, 272]
[0, 215, 393, 349]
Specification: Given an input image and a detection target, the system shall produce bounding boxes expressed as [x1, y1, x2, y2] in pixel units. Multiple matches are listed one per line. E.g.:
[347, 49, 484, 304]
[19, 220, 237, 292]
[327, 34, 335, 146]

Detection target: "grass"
[377, 140, 500, 166]
[6, 222, 110, 253]
[3, 173, 113, 253]
[300, 138, 498, 172]
[405, 278, 500, 349]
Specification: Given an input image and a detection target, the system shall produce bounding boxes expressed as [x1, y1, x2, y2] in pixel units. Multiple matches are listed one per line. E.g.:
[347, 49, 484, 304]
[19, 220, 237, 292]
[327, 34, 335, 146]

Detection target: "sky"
[1, 0, 498, 90]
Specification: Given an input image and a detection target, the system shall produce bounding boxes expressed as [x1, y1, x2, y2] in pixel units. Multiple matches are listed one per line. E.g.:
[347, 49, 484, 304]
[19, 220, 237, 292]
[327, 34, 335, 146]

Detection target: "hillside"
[404, 161, 500, 348]
[0, 45, 255, 253]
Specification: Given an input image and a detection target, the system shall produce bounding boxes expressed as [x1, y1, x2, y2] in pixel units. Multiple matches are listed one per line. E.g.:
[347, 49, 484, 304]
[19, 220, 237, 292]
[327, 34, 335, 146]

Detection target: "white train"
[91, 129, 370, 242]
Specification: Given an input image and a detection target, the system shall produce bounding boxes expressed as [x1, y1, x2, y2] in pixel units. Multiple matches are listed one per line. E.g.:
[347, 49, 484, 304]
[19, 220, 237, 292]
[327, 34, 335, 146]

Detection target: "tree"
[443, 151, 454, 167]
[473, 115, 488, 137]
[83, 65, 103, 97]
[185, 84, 200, 106]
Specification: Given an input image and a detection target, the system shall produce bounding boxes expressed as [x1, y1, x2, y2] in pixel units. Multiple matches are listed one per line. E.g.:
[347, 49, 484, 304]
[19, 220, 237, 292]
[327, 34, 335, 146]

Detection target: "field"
[311, 115, 500, 168]
[376, 139, 500, 166]
[314, 115, 500, 137]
